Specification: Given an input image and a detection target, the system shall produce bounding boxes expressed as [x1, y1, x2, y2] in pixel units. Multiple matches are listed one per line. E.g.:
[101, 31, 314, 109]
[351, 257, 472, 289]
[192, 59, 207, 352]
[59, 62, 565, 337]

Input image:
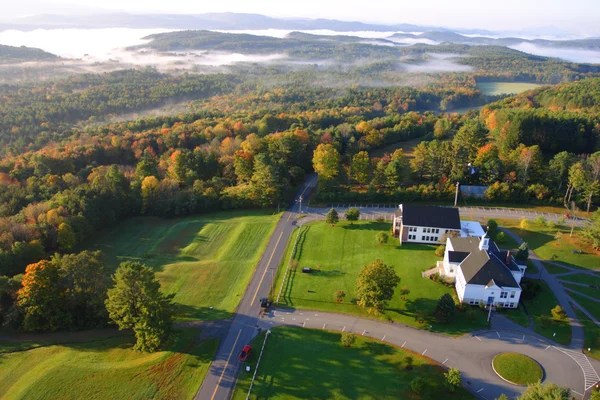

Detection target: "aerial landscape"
[1, 0, 600, 399]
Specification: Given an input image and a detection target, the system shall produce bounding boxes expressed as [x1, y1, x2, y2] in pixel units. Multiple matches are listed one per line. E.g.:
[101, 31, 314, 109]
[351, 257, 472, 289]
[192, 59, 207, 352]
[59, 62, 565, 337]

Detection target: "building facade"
[393, 204, 461, 244]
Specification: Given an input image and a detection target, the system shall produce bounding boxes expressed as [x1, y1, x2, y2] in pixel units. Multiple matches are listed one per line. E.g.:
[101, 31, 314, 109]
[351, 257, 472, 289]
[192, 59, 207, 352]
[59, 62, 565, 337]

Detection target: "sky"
[1, 0, 599, 36]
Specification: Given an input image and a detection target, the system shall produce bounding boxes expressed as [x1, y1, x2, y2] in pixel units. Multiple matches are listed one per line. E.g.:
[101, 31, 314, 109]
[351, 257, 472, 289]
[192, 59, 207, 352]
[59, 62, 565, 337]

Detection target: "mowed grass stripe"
[82, 210, 279, 321]
[0, 329, 217, 400]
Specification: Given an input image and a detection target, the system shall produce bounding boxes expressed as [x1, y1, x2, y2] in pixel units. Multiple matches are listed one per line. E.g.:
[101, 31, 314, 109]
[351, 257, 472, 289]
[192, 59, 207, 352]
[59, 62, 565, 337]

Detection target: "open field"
[232, 326, 474, 400]
[0, 328, 217, 400]
[83, 210, 279, 321]
[275, 220, 487, 335]
[521, 280, 571, 345]
[501, 220, 600, 271]
[475, 81, 543, 96]
[369, 136, 431, 159]
[574, 308, 600, 361]
[492, 353, 543, 385]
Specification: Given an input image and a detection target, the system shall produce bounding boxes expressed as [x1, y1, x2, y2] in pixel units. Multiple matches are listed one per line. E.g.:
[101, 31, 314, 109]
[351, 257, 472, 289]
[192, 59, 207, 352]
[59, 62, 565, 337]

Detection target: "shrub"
[520, 218, 530, 230]
[334, 290, 346, 303]
[545, 220, 556, 230]
[341, 332, 355, 347]
[435, 244, 446, 257]
[521, 279, 542, 300]
[556, 216, 566, 227]
[487, 219, 498, 239]
[444, 368, 462, 392]
[376, 232, 389, 245]
[410, 377, 426, 394]
[551, 305, 567, 321]
[405, 355, 414, 370]
[399, 285, 410, 296]
[496, 231, 506, 244]
[516, 242, 529, 261]
[326, 208, 339, 226]
[434, 293, 456, 323]
[345, 207, 360, 222]
[535, 216, 547, 225]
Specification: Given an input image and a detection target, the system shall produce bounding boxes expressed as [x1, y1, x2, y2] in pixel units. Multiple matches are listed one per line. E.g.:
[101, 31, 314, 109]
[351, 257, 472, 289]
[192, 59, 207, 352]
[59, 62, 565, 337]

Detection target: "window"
[421, 236, 425, 241]
[500, 292, 508, 299]
[435, 229, 439, 234]
[510, 291, 516, 298]
[509, 303, 515, 308]
[445, 230, 449, 234]
[469, 299, 476, 305]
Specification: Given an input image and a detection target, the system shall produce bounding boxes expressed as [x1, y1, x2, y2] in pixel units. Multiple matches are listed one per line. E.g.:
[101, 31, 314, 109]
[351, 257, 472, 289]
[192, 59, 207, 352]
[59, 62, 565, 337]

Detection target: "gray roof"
[397, 204, 461, 230]
[450, 237, 520, 289]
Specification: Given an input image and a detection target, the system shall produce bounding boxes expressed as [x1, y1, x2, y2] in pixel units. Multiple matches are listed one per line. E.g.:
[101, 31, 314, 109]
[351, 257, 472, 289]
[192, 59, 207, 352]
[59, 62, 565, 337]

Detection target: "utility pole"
[454, 182, 460, 207]
[487, 303, 493, 322]
[298, 195, 303, 214]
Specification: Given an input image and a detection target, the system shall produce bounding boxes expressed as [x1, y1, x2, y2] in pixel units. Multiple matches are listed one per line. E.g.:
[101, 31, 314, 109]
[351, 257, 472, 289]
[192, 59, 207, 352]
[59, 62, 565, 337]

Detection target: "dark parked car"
[238, 345, 252, 361]
[260, 297, 271, 310]
[301, 267, 312, 273]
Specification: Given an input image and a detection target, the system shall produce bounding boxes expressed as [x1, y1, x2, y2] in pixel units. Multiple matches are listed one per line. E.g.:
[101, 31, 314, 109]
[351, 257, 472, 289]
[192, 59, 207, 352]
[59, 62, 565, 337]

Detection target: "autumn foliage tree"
[355, 260, 400, 313]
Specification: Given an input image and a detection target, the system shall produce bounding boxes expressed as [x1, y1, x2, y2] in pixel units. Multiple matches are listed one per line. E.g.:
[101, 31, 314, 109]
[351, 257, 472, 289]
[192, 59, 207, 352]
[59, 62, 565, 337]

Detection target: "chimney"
[506, 251, 511, 265]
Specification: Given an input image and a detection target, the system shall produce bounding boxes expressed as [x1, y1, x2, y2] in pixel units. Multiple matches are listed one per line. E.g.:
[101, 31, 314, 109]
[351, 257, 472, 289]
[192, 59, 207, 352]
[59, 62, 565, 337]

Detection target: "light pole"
[454, 182, 460, 207]
[298, 195, 303, 214]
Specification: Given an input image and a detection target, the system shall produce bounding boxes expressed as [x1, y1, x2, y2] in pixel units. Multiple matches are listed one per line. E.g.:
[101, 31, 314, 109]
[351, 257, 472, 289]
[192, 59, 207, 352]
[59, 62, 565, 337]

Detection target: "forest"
[1, 30, 600, 332]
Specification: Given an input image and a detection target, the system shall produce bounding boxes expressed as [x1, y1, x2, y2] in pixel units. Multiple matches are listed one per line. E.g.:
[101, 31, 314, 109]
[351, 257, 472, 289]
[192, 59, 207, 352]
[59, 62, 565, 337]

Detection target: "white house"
[393, 204, 461, 244]
[443, 235, 525, 308]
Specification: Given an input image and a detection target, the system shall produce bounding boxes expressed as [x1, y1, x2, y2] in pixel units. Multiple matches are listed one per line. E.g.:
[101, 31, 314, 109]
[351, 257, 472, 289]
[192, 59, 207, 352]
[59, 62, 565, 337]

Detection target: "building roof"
[448, 251, 470, 263]
[397, 204, 461, 230]
[460, 221, 486, 238]
[450, 237, 520, 289]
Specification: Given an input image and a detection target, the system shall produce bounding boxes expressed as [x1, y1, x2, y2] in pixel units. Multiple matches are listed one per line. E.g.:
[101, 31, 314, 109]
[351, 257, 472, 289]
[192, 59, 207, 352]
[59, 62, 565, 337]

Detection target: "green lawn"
[232, 327, 474, 400]
[275, 221, 487, 335]
[563, 283, 600, 299]
[569, 292, 600, 322]
[507, 224, 599, 271]
[476, 81, 543, 96]
[521, 280, 571, 345]
[0, 329, 217, 400]
[500, 304, 530, 328]
[83, 210, 279, 321]
[543, 263, 571, 275]
[574, 308, 600, 361]
[560, 273, 600, 287]
[492, 353, 543, 385]
[526, 260, 539, 275]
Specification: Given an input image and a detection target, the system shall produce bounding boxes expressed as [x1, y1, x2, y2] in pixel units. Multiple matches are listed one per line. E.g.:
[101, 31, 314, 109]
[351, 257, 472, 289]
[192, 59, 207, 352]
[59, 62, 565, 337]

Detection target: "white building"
[443, 235, 525, 308]
[393, 204, 461, 244]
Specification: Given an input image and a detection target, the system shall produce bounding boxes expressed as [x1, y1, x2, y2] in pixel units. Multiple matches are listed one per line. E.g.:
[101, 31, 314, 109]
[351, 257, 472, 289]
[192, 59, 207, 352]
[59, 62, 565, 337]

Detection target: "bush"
[405, 355, 414, 370]
[516, 242, 529, 261]
[487, 219, 498, 239]
[326, 208, 339, 226]
[435, 244, 446, 257]
[520, 219, 530, 230]
[496, 231, 506, 244]
[376, 232, 389, 245]
[535, 216, 547, 225]
[341, 332, 355, 347]
[545, 220, 556, 230]
[434, 293, 456, 323]
[400, 285, 410, 296]
[345, 207, 360, 222]
[521, 279, 542, 300]
[334, 290, 346, 303]
[551, 305, 567, 321]
[444, 367, 462, 392]
[410, 377, 426, 394]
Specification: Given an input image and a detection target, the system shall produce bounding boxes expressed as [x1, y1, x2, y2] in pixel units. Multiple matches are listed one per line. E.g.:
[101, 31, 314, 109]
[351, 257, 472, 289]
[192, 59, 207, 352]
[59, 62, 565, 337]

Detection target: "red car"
[238, 345, 252, 361]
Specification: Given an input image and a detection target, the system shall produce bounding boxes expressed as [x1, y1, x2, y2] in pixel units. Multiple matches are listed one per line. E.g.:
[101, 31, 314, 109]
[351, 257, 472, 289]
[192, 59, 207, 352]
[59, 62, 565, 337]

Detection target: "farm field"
[275, 220, 487, 335]
[84, 210, 279, 321]
[232, 327, 474, 400]
[0, 328, 217, 400]
[476, 81, 543, 95]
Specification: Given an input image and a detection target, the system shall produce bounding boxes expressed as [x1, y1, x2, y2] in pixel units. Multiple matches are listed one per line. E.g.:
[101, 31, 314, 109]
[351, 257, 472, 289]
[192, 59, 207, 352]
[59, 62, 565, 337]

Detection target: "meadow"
[84, 210, 279, 321]
[275, 220, 487, 335]
[232, 327, 474, 400]
[0, 329, 217, 400]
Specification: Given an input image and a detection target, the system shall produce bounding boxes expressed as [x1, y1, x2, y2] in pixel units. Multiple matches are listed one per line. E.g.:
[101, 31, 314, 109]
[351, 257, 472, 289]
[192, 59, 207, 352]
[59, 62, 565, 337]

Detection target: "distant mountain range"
[0, 12, 497, 36]
[389, 32, 600, 50]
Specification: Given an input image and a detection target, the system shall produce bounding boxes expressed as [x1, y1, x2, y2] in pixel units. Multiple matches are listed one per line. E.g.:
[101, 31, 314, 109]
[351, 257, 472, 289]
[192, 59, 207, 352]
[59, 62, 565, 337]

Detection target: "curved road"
[197, 187, 598, 400]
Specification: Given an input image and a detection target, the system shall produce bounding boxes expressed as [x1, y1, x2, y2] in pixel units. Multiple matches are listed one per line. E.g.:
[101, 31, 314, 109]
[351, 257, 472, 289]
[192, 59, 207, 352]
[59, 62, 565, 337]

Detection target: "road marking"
[210, 329, 242, 400]
[362, 330, 366, 336]
[553, 346, 600, 391]
[422, 349, 427, 355]
[477, 388, 484, 393]
[342, 326, 346, 332]
[402, 341, 406, 348]
[292, 318, 295, 321]
[572, 390, 583, 397]
[474, 335, 481, 342]
[545, 345, 551, 350]
[302, 321, 306, 327]
[323, 323, 326, 329]
[496, 332, 501, 339]
[442, 358, 448, 365]
[522, 334, 525, 340]
[251, 231, 284, 304]
[382, 335, 386, 341]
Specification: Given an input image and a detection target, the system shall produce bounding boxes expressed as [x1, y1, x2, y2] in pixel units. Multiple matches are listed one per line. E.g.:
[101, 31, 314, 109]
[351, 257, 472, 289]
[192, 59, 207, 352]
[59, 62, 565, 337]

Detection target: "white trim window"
[500, 292, 508, 299]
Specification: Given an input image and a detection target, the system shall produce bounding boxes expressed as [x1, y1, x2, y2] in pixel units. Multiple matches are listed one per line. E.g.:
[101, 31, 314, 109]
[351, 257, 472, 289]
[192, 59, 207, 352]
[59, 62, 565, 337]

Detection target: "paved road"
[196, 175, 318, 400]
[259, 308, 600, 399]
